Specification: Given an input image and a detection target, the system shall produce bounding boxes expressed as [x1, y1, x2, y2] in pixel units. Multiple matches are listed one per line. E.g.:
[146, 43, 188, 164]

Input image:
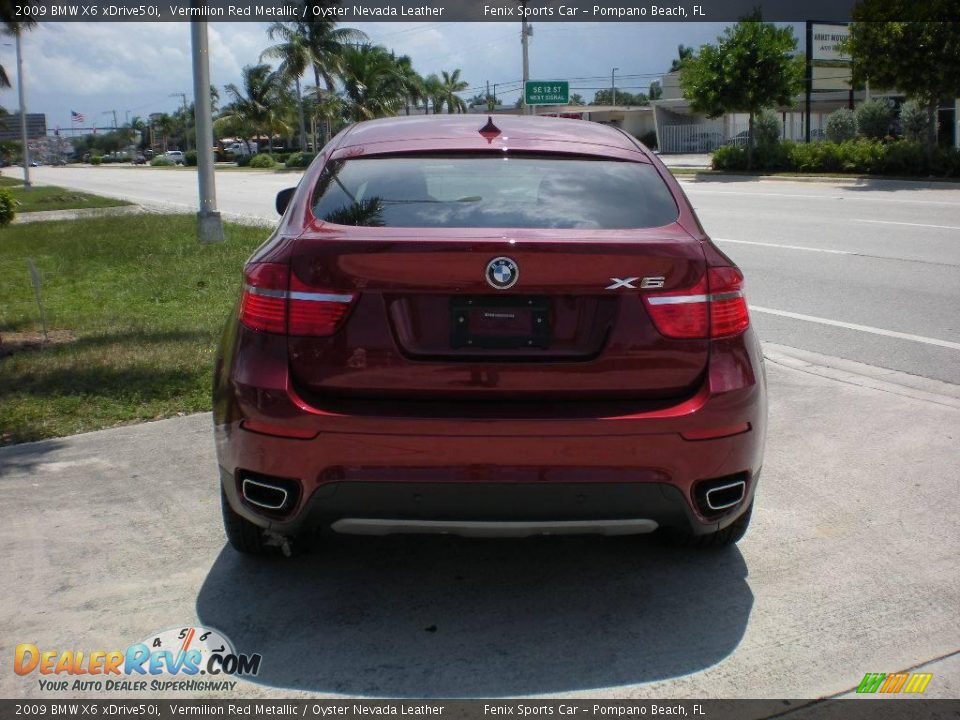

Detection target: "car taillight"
[643, 267, 749, 339]
[239, 263, 356, 336]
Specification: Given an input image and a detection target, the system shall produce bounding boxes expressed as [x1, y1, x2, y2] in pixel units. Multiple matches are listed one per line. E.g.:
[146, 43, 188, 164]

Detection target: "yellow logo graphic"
[857, 672, 932, 694]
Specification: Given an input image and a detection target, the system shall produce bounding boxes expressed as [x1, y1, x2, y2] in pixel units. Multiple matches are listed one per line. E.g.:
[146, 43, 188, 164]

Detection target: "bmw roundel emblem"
[485, 256, 519, 290]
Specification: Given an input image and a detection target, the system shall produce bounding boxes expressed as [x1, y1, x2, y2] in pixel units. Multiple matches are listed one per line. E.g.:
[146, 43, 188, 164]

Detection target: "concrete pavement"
[2, 345, 958, 702]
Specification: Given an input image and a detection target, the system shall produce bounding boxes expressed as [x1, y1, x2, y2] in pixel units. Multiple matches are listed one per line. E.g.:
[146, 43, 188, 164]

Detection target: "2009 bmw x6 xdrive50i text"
[213, 115, 767, 555]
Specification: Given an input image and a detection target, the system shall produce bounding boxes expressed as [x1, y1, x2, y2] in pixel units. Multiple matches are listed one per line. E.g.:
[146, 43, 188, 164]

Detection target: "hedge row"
[712, 139, 960, 178]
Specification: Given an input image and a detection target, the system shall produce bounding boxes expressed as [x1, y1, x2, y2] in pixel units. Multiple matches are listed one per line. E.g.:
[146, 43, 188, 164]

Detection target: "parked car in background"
[134, 154, 147, 165]
[224, 141, 257, 159]
[165, 150, 185, 165]
[681, 131, 724, 152]
[213, 115, 767, 556]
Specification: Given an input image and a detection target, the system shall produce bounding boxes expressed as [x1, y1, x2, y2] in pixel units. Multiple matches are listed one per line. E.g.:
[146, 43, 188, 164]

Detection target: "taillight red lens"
[707, 266, 750, 337]
[643, 266, 749, 339]
[287, 272, 355, 336]
[238, 262, 356, 337]
[240, 263, 288, 333]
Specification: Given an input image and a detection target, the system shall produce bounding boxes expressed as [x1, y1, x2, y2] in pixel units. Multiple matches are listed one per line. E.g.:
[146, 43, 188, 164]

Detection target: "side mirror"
[276, 187, 296, 216]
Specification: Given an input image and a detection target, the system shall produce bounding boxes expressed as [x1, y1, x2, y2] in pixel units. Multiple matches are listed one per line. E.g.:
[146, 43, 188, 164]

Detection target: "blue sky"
[0, 21, 777, 132]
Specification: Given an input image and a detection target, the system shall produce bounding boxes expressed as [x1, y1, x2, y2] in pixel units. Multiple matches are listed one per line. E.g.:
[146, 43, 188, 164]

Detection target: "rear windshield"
[310, 155, 679, 229]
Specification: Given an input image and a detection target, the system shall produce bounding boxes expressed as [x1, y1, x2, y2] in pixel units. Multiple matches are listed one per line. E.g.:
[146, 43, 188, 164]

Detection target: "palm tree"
[261, 22, 311, 151]
[422, 74, 444, 114]
[569, 93, 585, 106]
[0, 6, 35, 90]
[669, 44, 694, 73]
[298, 6, 368, 92]
[392, 53, 424, 116]
[154, 113, 175, 151]
[439, 69, 468, 114]
[337, 44, 405, 122]
[218, 64, 287, 153]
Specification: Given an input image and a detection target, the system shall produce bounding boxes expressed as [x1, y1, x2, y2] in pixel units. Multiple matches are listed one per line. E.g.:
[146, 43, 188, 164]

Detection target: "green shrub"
[249, 153, 276, 169]
[284, 152, 317, 169]
[273, 152, 289, 164]
[856, 99, 894, 140]
[151, 156, 174, 167]
[235, 155, 251, 167]
[90, 156, 102, 166]
[899, 100, 929, 142]
[712, 145, 749, 171]
[825, 109, 857, 143]
[0, 187, 16, 226]
[753, 110, 782, 147]
[185, 150, 198, 167]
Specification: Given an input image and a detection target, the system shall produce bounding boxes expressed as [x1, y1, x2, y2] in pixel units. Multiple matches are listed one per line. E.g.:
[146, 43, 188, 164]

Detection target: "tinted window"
[311, 155, 678, 229]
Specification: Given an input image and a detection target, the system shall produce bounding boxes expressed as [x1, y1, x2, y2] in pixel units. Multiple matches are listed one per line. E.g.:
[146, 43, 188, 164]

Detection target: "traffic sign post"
[524, 81, 570, 106]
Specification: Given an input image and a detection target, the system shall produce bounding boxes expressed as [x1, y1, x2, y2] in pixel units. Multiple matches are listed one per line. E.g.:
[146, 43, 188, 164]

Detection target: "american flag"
[71, 110, 85, 122]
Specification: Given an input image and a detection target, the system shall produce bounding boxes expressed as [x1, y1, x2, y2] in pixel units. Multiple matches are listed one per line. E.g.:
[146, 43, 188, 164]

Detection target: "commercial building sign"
[811, 23, 851, 63]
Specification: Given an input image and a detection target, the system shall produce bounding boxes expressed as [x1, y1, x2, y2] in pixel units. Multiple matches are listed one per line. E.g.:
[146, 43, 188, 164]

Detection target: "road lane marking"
[853, 219, 960, 231]
[751, 306, 960, 351]
[714, 238, 852, 255]
[683, 187, 959, 206]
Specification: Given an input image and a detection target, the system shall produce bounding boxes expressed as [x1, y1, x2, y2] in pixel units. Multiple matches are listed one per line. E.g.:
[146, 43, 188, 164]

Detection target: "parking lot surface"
[2, 346, 958, 702]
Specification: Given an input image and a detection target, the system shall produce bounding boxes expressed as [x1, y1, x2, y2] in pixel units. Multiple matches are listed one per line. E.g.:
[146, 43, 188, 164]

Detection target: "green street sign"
[524, 80, 570, 106]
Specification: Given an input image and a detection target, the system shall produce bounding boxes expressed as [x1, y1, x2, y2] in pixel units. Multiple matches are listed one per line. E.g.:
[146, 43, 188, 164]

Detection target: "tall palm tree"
[439, 69, 469, 114]
[392, 53, 424, 116]
[0, 6, 35, 90]
[261, 22, 311, 151]
[298, 5, 368, 91]
[422, 74, 444, 114]
[669, 44, 694, 73]
[218, 64, 287, 153]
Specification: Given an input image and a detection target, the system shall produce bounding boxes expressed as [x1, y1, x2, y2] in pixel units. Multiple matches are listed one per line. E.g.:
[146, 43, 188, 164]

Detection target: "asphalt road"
[1, 348, 958, 702]
[27, 166, 960, 384]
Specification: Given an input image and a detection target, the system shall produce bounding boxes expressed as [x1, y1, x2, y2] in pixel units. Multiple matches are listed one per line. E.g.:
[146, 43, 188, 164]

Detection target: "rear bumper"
[213, 323, 767, 538]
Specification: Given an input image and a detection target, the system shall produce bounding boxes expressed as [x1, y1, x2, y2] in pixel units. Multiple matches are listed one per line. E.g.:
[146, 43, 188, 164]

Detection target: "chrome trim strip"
[704, 480, 746, 511]
[331, 518, 659, 538]
[288, 291, 355, 303]
[646, 291, 743, 306]
[244, 285, 353, 303]
[646, 293, 709, 305]
[241, 478, 289, 511]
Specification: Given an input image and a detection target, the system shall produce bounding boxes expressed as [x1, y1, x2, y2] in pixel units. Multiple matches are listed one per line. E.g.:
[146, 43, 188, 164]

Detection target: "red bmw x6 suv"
[213, 115, 767, 555]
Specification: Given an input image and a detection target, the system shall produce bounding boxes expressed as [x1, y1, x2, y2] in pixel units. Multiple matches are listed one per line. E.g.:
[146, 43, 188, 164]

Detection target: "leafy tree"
[844, 3, 960, 153]
[754, 109, 782, 146]
[569, 93, 585, 106]
[825, 108, 858, 142]
[648, 81, 662, 101]
[422, 74, 444, 113]
[855, 98, 894, 139]
[591, 89, 648, 106]
[392, 53, 425, 115]
[679, 11, 803, 168]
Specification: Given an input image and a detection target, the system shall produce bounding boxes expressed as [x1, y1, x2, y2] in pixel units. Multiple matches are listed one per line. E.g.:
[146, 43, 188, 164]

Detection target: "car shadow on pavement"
[196, 533, 752, 697]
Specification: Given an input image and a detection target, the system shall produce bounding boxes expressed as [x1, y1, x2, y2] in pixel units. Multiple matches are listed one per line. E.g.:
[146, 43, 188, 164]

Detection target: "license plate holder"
[450, 296, 551, 350]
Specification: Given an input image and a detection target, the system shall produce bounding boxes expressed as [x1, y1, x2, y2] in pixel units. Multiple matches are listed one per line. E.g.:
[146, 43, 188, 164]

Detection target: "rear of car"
[213, 116, 766, 555]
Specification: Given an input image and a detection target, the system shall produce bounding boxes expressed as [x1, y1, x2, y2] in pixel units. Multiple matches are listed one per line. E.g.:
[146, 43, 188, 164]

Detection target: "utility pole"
[191, 21, 223, 243]
[520, 0, 531, 115]
[102, 110, 118, 130]
[171, 92, 190, 151]
[611, 67, 619, 106]
[15, 31, 31, 188]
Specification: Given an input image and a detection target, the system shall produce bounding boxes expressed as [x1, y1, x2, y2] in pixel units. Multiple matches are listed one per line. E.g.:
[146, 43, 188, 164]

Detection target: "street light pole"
[191, 20, 223, 243]
[15, 31, 31, 189]
[520, 0, 531, 115]
[611, 67, 619, 107]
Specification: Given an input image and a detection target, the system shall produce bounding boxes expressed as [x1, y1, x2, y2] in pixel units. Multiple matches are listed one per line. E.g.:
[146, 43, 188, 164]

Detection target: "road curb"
[762, 342, 960, 409]
[11, 205, 144, 224]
